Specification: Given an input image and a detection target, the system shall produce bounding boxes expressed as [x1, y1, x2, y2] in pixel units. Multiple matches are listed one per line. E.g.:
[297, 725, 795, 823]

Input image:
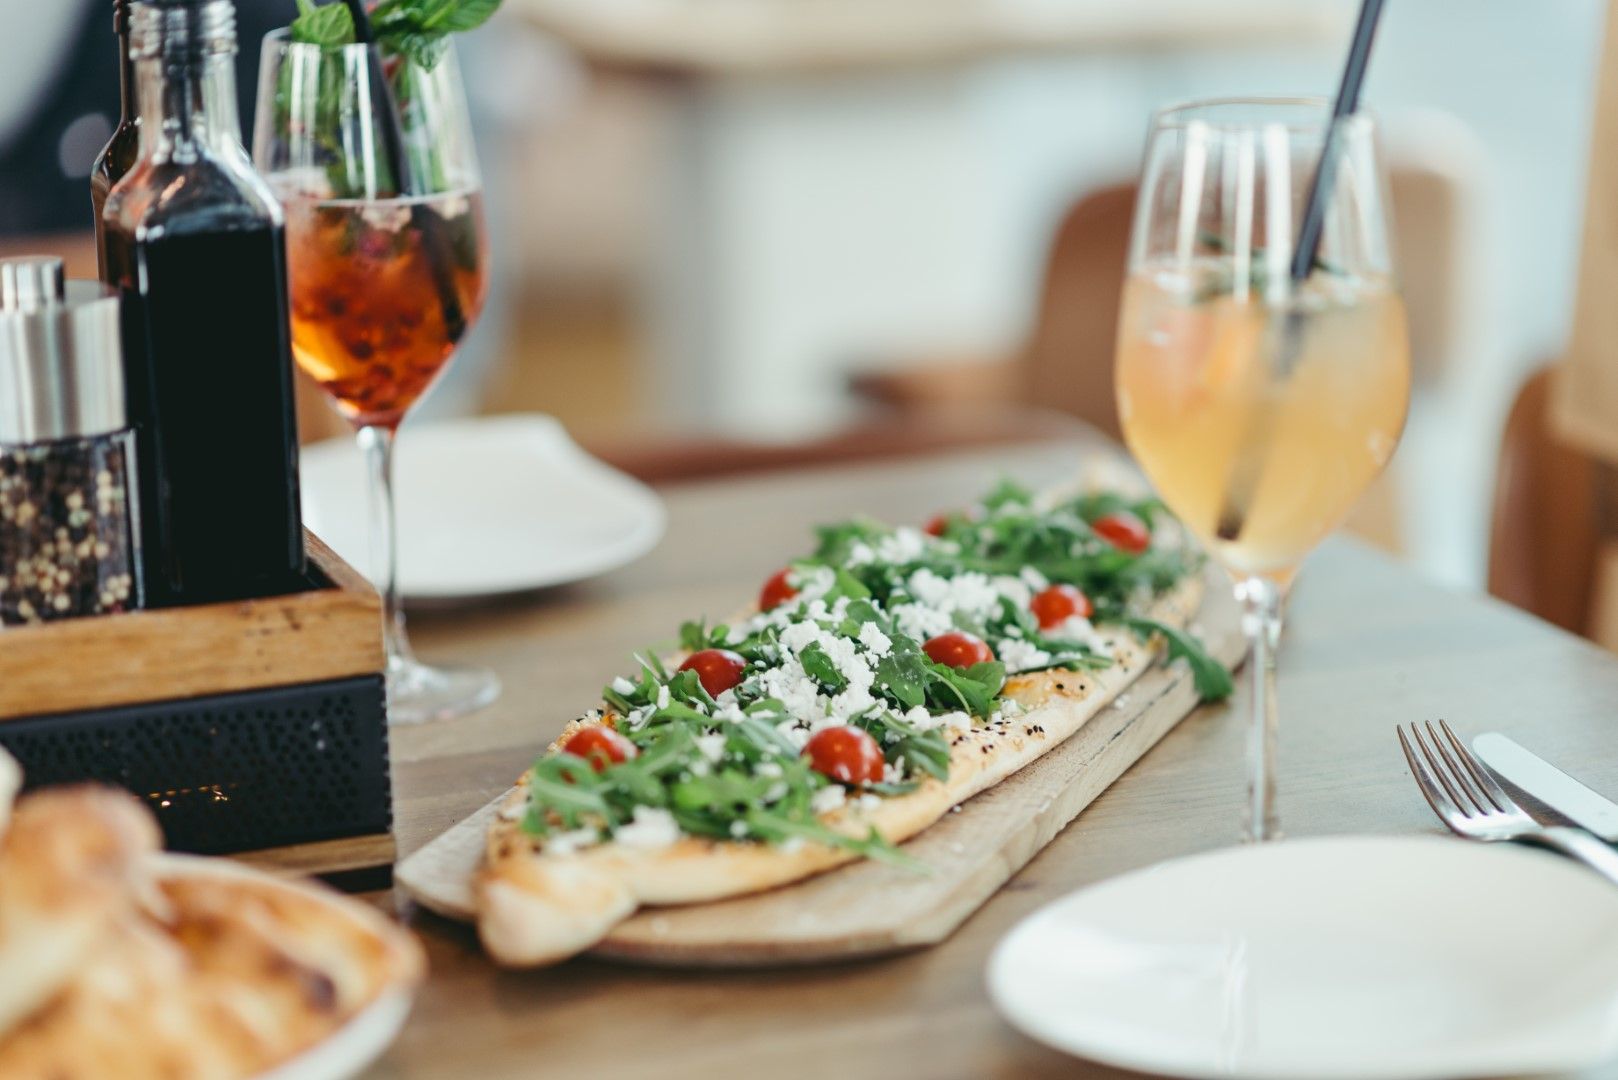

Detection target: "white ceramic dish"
[153, 854, 422, 1080]
[988, 836, 1618, 1080]
[300, 414, 665, 601]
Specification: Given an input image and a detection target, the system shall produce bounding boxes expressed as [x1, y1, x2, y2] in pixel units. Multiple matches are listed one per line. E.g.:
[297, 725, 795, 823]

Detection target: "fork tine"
[1423, 722, 1495, 816]
[1399, 725, 1462, 827]
[1412, 722, 1485, 816]
[1437, 719, 1516, 814]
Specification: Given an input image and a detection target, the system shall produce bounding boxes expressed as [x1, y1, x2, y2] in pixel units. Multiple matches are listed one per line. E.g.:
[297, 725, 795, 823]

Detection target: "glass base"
[385, 656, 500, 726]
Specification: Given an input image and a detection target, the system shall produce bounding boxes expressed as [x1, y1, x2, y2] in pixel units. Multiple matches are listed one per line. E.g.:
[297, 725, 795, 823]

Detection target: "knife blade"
[1473, 733, 1618, 842]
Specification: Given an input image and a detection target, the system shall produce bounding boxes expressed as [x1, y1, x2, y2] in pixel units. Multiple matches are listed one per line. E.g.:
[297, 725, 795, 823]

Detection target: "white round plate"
[152, 854, 422, 1080]
[988, 836, 1618, 1080]
[300, 414, 665, 601]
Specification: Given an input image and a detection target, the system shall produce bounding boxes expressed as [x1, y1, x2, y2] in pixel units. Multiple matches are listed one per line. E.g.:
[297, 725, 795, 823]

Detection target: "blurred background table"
[371, 439, 1618, 1079]
[509, 0, 1355, 437]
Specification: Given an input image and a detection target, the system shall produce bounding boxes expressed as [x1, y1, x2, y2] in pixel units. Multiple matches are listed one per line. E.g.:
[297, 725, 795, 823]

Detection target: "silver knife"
[1473, 733, 1618, 842]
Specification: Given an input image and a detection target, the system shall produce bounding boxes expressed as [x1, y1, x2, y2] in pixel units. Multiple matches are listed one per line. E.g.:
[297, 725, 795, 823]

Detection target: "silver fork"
[1399, 719, 1618, 886]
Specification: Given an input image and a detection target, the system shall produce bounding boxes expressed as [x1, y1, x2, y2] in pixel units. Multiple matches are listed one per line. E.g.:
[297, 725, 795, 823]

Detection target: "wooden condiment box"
[0, 532, 393, 880]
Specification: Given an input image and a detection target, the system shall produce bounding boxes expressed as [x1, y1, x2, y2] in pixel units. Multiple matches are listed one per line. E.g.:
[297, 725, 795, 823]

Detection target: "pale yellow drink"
[1116, 264, 1411, 583]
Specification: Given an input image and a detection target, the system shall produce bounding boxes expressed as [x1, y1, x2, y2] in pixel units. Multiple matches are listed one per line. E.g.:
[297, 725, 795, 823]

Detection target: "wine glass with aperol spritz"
[254, 31, 496, 725]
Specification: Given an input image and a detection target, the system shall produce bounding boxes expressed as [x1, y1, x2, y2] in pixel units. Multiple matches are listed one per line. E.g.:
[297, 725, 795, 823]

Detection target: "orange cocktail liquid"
[282, 191, 487, 429]
[1116, 264, 1411, 582]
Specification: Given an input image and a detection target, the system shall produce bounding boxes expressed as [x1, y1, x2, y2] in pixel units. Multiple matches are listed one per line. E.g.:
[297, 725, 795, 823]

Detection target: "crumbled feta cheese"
[856, 794, 882, 812]
[760, 661, 823, 725]
[775, 721, 811, 750]
[857, 622, 892, 657]
[1045, 615, 1113, 656]
[695, 734, 726, 762]
[890, 601, 952, 642]
[729, 820, 749, 838]
[779, 620, 822, 654]
[883, 761, 905, 784]
[991, 575, 1033, 608]
[845, 541, 876, 567]
[998, 638, 1053, 673]
[811, 785, 847, 815]
[757, 761, 784, 778]
[614, 807, 681, 850]
[656, 684, 671, 709]
[611, 676, 637, 696]
[874, 526, 928, 565]
[1019, 566, 1050, 591]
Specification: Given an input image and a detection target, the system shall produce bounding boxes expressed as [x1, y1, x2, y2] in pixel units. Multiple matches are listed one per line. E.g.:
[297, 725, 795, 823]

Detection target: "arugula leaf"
[798, 642, 848, 694]
[981, 478, 1035, 512]
[1121, 616, 1234, 702]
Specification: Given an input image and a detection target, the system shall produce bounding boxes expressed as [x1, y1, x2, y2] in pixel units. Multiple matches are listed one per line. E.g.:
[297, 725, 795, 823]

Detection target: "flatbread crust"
[0, 854, 424, 1080]
[476, 573, 1204, 966]
[0, 785, 160, 1041]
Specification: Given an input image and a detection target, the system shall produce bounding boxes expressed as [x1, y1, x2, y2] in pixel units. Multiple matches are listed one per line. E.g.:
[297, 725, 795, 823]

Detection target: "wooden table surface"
[371, 441, 1618, 1080]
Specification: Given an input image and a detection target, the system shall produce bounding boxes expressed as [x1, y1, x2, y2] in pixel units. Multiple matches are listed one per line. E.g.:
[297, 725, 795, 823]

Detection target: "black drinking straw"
[341, 0, 467, 342]
[1213, 0, 1388, 541]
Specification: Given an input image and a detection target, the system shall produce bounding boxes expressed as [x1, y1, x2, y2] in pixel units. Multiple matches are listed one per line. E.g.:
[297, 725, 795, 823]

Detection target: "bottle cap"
[0, 257, 127, 444]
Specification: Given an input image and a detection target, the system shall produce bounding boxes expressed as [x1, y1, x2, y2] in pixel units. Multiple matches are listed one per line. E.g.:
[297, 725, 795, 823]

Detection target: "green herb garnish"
[290, 0, 501, 69]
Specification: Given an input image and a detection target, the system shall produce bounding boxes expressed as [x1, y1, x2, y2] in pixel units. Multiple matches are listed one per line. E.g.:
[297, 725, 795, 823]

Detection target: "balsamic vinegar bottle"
[91, 0, 139, 280]
[103, 0, 306, 606]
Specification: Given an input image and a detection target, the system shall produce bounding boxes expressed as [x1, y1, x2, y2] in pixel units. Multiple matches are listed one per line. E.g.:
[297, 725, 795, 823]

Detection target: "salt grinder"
[0, 256, 140, 624]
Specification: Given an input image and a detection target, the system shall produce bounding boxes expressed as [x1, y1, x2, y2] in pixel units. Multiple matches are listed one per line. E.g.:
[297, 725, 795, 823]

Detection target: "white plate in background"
[988, 836, 1618, 1080]
[300, 414, 665, 601]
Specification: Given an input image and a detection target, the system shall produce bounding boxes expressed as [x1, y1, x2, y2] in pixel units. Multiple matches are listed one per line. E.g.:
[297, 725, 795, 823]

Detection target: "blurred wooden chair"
[1488, 365, 1602, 640]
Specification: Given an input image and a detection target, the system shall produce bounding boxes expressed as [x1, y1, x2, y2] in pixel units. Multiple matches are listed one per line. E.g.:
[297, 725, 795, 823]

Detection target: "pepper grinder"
[0, 256, 141, 624]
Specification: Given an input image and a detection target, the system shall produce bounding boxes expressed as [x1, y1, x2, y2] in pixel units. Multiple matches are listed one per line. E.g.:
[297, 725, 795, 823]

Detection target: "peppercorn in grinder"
[0, 256, 142, 624]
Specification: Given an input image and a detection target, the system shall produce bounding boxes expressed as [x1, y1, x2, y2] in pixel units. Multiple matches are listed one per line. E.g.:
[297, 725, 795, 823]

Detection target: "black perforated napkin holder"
[0, 533, 393, 872]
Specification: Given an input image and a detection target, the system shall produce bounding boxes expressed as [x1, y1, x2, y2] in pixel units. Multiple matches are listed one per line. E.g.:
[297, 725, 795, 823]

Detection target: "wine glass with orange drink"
[254, 32, 496, 724]
[1115, 98, 1410, 838]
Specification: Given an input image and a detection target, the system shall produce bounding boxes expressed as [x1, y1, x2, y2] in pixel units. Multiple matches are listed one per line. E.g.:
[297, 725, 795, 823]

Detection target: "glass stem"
[357, 424, 413, 670]
[1236, 575, 1283, 841]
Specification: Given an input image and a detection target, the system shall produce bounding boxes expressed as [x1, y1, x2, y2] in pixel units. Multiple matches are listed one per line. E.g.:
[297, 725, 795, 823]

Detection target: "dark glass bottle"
[91, 0, 140, 281]
[103, 0, 306, 607]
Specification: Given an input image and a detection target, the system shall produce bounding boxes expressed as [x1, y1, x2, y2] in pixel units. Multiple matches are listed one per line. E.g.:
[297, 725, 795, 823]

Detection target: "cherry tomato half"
[759, 568, 799, 611]
[923, 630, 994, 669]
[1030, 584, 1094, 629]
[562, 726, 637, 772]
[804, 725, 886, 786]
[923, 513, 952, 537]
[1092, 511, 1151, 554]
[678, 648, 747, 696]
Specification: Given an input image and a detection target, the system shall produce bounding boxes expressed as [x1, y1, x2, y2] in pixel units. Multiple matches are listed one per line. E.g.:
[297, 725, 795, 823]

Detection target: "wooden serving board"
[396, 566, 1244, 967]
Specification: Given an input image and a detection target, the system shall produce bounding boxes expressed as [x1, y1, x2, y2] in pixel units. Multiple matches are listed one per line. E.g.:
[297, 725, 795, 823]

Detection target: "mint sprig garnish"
[290, 0, 501, 69]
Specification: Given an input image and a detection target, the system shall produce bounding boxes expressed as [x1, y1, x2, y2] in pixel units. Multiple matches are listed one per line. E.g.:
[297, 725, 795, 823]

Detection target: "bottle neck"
[135, 51, 240, 160]
[113, 1, 135, 123]
[129, 1, 241, 162]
